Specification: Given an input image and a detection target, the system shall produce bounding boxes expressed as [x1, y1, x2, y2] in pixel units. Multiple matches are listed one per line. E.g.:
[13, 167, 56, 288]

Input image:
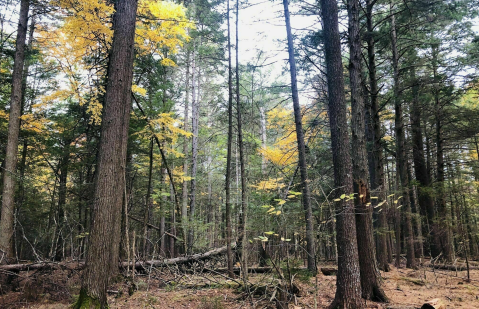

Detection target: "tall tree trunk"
[235, 0, 248, 281]
[410, 66, 441, 258]
[282, 0, 316, 274]
[188, 44, 198, 253]
[365, 0, 389, 272]
[0, 0, 29, 262]
[225, 0, 235, 278]
[432, 44, 453, 263]
[54, 140, 71, 260]
[74, 0, 138, 306]
[182, 50, 190, 254]
[320, 0, 363, 306]
[348, 0, 387, 301]
[391, 12, 416, 269]
[142, 138, 154, 258]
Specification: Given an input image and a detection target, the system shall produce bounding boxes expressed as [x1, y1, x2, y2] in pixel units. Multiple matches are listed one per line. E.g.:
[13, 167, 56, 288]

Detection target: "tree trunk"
[320, 0, 363, 306]
[182, 50, 190, 253]
[348, 0, 387, 301]
[235, 0, 248, 282]
[0, 0, 29, 262]
[282, 0, 316, 274]
[432, 44, 453, 263]
[142, 138, 154, 258]
[225, 0, 235, 279]
[365, 0, 389, 273]
[74, 0, 138, 306]
[188, 44, 198, 253]
[410, 66, 441, 258]
[391, 12, 416, 269]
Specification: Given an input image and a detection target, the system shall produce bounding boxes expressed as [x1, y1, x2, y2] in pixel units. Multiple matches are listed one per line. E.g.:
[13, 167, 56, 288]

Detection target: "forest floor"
[1, 261, 478, 308]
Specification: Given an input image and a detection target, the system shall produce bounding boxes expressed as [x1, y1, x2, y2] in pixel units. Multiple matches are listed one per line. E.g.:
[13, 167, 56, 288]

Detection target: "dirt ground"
[1, 263, 478, 309]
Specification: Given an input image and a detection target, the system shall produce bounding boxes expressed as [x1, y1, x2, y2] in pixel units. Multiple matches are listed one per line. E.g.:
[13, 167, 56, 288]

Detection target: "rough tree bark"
[348, 0, 388, 301]
[391, 12, 416, 269]
[431, 43, 453, 263]
[182, 50, 190, 253]
[73, 0, 138, 306]
[225, 0, 235, 279]
[365, 0, 390, 272]
[142, 138, 154, 258]
[235, 0, 248, 281]
[320, 0, 363, 306]
[188, 43, 198, 253]
[282, 0, 316, 274]
[0, 0, 29, 262]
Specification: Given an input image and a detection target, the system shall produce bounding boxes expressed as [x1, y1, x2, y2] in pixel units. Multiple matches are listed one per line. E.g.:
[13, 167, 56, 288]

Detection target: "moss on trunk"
[72, 288, 103, 309]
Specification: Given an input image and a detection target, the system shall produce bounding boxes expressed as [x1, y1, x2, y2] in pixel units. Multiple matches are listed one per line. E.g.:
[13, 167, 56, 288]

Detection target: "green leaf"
[264, 231, 275, 235]
[334, 198, 341, 202]
[340, 194, 346, 199]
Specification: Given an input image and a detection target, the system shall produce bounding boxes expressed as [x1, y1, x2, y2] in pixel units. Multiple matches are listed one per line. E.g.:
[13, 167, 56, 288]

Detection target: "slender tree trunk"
[365, 0, 389, 272]
[142, 138, 154, 258]
[225, 0, 235, 278]
[320, 0, 363, 306]
[282, 0, 316, 274]
[432, 44, 453, 263]
[410, 66, 440, 258]
[188, 44, 198, 253]
[391, 12, 415, 269]
[74, 0, 138, 306]
[348, 0, 387, 301]
[0, 0, 29, 262]
[235, 0, 248, 281]
[182, 50, 190, 254]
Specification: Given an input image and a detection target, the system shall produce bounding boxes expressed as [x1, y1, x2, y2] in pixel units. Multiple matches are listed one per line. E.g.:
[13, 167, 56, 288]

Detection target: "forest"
[0, 0, 478, 307]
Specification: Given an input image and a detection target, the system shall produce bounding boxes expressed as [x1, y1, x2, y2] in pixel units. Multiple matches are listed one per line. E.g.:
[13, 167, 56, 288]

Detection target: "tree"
[225, 0, 234, 278]
[390, 10, 416, 269]
[0, 0, 30, 262]
[282, 0, 316, 274]
[74, 0, 138, 306]
[347, 0, 387, 301]
[320, 0, 363, 306]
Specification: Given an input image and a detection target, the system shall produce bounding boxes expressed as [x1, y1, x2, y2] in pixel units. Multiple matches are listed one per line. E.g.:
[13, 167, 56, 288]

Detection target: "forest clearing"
[0, 0, 479, 307]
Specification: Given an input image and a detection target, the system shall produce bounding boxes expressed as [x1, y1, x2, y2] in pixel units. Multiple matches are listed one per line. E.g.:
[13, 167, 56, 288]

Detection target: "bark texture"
[283, 0, 316, 274]
[75, 0, 138, 306]
[348, 0, 387, 301]
[225, 0, 234, 278]
[320, 0, 363, 306]
[0, 0, 29, 262]
[391, 13, 416, 269]
[365, 0, 390, 272]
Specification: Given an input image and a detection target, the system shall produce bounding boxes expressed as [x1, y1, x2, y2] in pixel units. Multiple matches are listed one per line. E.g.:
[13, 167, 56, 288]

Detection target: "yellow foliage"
[38, 0, 192, 123]
[135, 112, 191, 157]
[251, 177, 285, 191]
[259, 107, 298, 168]
[132, 85, 147, 96]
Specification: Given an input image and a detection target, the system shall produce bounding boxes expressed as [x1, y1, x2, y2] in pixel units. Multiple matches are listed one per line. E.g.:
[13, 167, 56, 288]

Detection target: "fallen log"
[320, 267, 337, 276]
[426, 263, 479, 271]
[204, 267, 272, 274]
[0, 243, 236, 273]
